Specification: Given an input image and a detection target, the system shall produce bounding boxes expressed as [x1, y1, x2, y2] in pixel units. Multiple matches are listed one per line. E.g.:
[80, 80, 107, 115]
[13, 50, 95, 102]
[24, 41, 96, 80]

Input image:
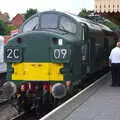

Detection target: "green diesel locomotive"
[4, 11, 115, 112]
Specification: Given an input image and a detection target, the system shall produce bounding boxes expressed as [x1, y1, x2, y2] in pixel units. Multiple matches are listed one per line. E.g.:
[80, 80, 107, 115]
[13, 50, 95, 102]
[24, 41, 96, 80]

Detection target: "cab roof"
[38, 10, 112, 32]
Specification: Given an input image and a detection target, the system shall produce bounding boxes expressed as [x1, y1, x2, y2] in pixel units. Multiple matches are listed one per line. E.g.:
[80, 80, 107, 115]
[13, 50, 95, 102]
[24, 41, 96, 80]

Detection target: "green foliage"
[78, 9, 120, 30]
[24, 8, 38, 20]
[7, 25, 17, 33]
[0, 20, 9, 35]
[103, 20, 120, 30]
[78, 9, 94, 18]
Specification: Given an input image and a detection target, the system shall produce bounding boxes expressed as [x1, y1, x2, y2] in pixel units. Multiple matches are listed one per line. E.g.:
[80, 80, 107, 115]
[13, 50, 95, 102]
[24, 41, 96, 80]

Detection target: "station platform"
[65, 74, 120, 120]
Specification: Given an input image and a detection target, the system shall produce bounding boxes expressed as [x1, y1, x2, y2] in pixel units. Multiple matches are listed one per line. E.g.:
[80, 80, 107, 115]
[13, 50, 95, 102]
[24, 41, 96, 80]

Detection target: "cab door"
[81, 43, 88, 74]
[80, 23, 89, 75]
[104, 38, 109, 62]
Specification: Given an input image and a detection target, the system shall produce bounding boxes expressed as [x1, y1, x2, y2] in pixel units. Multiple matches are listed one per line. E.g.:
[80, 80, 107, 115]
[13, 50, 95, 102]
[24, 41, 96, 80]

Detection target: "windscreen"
[41, 13, 58, 28]
[59, 16, 76, 33]
[40, 13, 77, 34]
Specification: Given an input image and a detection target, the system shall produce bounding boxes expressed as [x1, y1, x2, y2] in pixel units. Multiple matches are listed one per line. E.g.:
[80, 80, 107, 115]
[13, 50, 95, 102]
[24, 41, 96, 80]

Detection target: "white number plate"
[5, 47, 22, 62]
[51, 46, 71, 63]
[53, 49, 68, 59]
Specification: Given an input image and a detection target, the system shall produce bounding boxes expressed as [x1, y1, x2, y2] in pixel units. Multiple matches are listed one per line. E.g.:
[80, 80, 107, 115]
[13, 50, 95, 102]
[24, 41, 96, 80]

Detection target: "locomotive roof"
[65, 12, 112, 32]
[39, 11, 112, 32]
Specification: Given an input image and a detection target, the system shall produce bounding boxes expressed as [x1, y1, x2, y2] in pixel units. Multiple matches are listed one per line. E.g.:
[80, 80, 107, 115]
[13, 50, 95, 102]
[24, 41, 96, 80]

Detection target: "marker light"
[58, 39, 63, 46]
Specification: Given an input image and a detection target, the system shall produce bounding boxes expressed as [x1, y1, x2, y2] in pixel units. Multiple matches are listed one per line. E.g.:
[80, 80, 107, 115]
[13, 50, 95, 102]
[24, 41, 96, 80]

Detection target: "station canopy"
[95, 0, 120, 24]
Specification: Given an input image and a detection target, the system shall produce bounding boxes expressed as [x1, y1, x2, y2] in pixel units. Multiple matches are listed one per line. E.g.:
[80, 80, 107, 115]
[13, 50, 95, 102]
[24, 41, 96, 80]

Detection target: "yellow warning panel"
[49, 63, 64, 81]
[12, 62, 64, 81]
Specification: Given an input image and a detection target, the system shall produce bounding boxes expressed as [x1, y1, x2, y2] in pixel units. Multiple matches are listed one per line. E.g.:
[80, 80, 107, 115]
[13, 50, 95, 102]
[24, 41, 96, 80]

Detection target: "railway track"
[0, 73, 6, 87]
[0, 99, 18, 120]
[10, 111, 36, 120]
[0, 73, 18, 120]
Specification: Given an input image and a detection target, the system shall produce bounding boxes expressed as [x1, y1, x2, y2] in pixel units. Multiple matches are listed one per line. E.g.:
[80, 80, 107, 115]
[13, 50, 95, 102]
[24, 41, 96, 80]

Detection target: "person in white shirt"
[109, 42, 120, 86]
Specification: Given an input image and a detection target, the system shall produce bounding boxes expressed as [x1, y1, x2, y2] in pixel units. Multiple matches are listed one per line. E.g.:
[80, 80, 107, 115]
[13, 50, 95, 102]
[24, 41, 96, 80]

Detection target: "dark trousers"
[111, 63, 120, 86]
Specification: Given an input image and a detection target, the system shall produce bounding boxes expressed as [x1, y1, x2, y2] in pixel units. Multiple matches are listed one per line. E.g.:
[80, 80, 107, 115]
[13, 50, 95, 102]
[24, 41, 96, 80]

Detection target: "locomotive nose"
[51, 83, 67, 99]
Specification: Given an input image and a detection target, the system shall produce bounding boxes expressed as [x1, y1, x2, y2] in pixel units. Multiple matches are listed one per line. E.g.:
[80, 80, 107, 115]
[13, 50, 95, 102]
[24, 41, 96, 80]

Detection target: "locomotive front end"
[4, 11, 79, 113]
[4, 31, 72, 103]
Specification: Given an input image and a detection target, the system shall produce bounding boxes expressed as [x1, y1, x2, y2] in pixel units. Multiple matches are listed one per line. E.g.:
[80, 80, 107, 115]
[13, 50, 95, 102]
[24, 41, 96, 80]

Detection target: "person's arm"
[109, 51, 112, 67]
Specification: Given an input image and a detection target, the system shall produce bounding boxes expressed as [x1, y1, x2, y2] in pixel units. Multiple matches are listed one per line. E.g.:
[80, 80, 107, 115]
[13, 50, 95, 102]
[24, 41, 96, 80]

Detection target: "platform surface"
[65, 75, 120, 120]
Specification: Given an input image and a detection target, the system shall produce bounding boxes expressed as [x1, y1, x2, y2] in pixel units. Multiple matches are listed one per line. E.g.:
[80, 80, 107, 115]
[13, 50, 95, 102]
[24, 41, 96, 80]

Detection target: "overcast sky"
[0, 0, 94, 19]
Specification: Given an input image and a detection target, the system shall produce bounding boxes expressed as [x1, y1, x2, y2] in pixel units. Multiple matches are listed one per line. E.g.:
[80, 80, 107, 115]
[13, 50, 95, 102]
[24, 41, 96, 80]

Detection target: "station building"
[95, 0, 120, 24]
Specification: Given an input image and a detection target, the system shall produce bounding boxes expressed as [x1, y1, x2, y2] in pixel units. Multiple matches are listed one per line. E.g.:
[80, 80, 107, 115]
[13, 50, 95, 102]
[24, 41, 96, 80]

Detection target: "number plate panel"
[51, 45, 71, 63]
[4, 47, 23, 63]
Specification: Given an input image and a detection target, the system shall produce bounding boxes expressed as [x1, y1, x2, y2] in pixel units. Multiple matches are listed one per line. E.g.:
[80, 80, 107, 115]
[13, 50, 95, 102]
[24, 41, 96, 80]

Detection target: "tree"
[78, 9, 94, 18]
[78, 9, 120, 30]
[7, 25, 17, 33]
[0, 20, 8, 35]
[24, 8, 38, 20]
[103, 20, 120, 30]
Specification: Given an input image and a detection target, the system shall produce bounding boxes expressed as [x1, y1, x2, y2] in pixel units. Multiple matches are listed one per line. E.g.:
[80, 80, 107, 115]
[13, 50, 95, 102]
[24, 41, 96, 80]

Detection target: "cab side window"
[22, 16, 39, 32]
[81, 44, 88, 61]
[95, 41, 103, 59]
